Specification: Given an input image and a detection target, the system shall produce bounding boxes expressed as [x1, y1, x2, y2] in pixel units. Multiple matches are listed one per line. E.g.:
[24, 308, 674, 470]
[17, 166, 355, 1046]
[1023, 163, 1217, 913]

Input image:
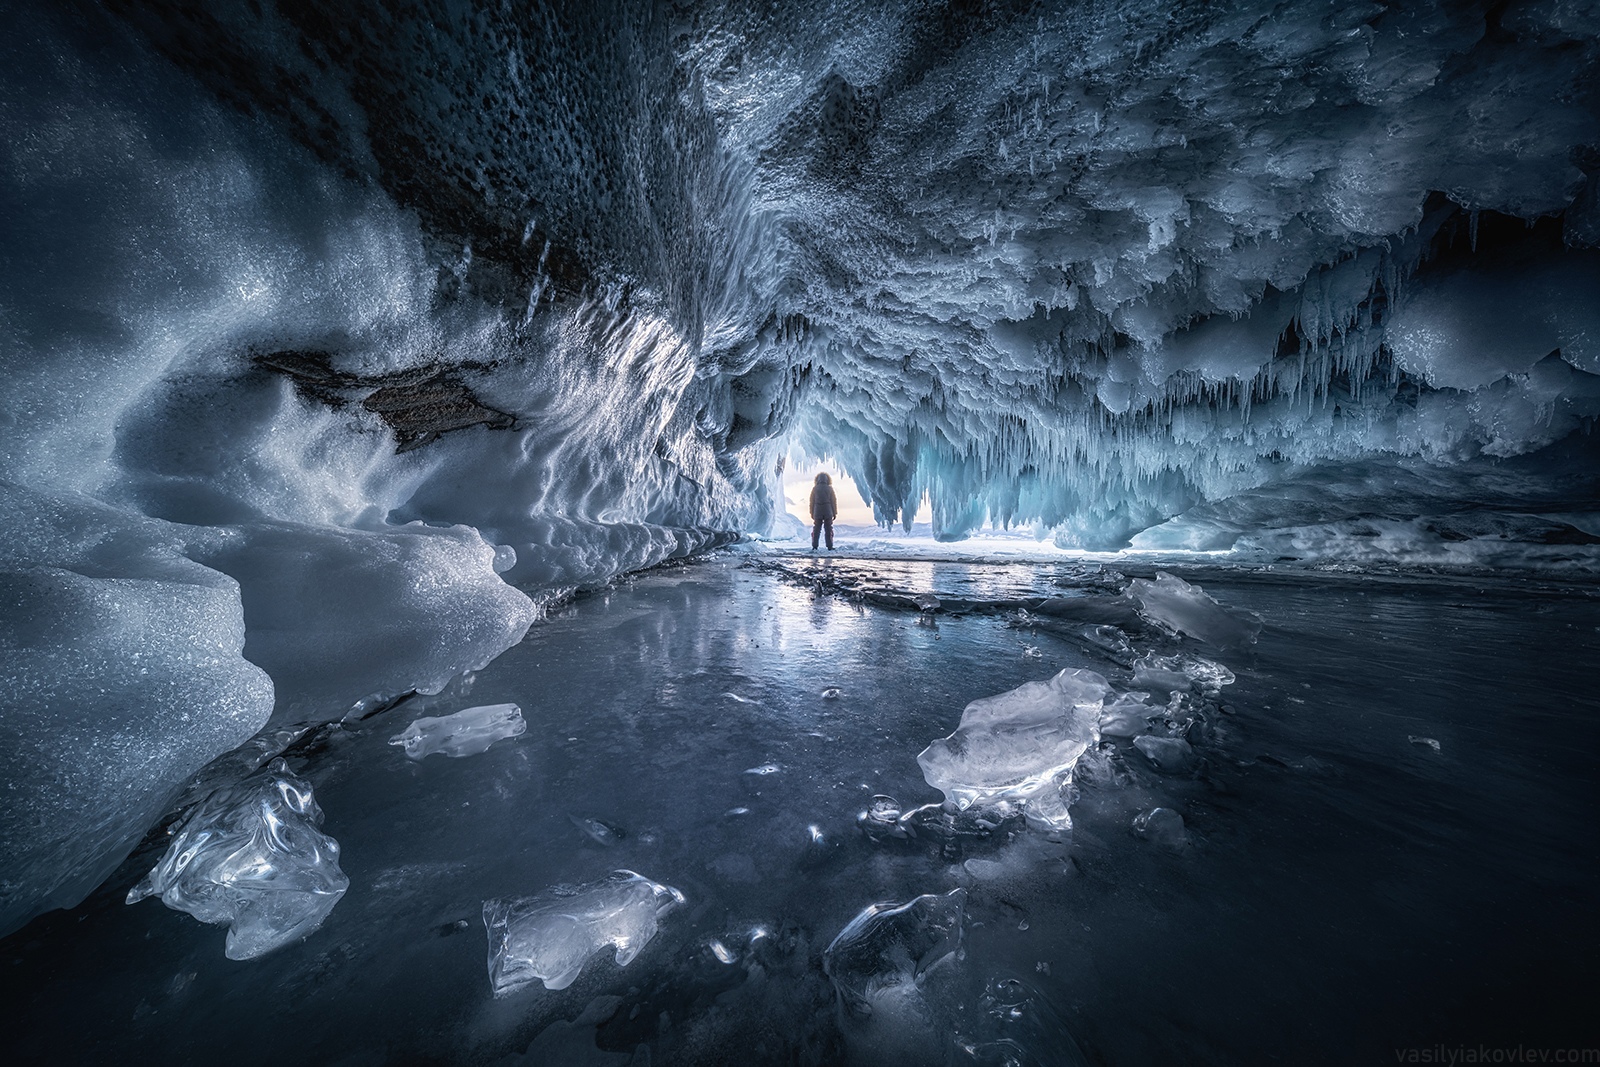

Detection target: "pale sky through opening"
[781, 461, 877, 525]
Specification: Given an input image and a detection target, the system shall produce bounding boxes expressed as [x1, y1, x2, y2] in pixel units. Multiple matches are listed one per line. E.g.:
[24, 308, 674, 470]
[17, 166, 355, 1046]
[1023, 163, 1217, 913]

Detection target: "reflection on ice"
[388, 703, 526, 760]
[569, 814, 627, 846]
[125, 758, 348, 960]
[918, 669, 1107, 832]
[483, 870, 685, 995]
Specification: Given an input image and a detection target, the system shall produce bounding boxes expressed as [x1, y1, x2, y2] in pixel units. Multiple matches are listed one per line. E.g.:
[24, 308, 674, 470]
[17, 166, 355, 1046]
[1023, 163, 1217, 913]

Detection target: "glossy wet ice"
[5, 553, 1598, 1065]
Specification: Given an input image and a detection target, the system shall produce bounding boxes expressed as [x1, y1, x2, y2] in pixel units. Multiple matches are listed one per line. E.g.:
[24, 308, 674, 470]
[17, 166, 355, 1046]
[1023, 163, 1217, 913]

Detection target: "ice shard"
[483, 871, 686, 996]
[389, 703, 526, 760]
[126, 759, 348, 960]
[917, 669, 1107, 832]
[1128, 573, 1262, 650]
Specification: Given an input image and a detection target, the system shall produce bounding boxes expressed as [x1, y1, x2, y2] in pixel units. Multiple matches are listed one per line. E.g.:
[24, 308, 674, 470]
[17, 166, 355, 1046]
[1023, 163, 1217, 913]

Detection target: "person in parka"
[809, 472, 838, 551]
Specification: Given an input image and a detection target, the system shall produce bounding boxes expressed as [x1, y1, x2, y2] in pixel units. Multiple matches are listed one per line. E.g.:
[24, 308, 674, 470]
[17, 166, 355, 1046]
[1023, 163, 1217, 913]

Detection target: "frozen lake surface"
[5, 552, 1599, 1065]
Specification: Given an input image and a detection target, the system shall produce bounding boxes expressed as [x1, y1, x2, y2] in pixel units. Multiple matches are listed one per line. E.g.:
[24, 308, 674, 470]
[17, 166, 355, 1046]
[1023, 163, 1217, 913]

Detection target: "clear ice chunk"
[1132, 735, 1199, 774]
[483, 870, 685, 996]
[388, 702, 525, 760]
[1132, 807, 1188, 850]
[125, 758, 348, 960]
[858, 795, 911, 841]
[569, 814, 626, 845]
[917, 669, 1107, 831]
[823, 889, 967, 1018]
[1098, 692, 1157, 739]
[1132, 652, 1235, 695]
[1128, 572, 1262, 649]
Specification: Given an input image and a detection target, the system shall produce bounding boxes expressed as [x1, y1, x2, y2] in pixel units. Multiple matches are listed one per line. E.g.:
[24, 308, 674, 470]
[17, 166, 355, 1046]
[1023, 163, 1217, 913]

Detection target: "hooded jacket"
[809, 474, 838, 522]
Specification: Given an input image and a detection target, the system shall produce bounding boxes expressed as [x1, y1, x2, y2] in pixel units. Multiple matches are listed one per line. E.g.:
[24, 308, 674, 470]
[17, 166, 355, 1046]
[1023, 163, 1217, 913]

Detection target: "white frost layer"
[0, 484, 275, 937]
[126, 758, 348, 960]
[188, 521, 539, 720]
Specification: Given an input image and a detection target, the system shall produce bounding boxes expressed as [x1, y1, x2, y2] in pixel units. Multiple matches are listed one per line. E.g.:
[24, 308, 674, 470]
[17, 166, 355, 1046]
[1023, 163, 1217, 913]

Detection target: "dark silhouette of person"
[809, 472, 838, 551]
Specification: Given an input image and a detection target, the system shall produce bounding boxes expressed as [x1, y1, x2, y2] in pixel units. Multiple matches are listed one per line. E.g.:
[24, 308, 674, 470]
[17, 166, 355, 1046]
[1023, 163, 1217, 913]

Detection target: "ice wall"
[0, 2, 781, 935]
[2, 0, 1599, 934]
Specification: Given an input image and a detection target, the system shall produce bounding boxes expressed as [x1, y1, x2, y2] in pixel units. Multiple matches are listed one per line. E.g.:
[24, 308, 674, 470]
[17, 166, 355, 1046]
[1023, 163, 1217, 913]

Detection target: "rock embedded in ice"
[483, 871, 685, 996]
[126, 758, 348, 960]
[823, 889, 967, 1018]
[1128, 573, 1262, 650]
[1132, 735, 1200, 775]
[1132, 807, 1188, 850]
[917, 669, 1109, 832]
[388, 703, 526, 760]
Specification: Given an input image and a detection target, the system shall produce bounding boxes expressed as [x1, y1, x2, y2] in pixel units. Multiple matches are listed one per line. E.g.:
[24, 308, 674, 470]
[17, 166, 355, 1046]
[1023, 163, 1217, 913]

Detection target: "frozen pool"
[4, 553, 1598, 1065]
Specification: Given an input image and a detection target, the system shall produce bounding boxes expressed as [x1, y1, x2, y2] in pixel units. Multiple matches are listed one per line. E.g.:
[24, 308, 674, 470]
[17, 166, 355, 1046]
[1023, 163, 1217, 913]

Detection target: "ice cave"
[3, 1, 1599, 1063]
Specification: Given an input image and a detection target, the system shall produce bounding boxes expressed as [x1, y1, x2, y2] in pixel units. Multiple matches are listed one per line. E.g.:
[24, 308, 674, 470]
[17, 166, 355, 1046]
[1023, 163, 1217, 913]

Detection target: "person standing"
[809, 472, 838, 551]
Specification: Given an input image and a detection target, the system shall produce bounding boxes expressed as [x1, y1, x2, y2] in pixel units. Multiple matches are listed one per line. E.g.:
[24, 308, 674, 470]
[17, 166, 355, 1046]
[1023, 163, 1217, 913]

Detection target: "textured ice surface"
[918, 669, 1106, 831]
[190, 522, 540, 719]
[389, 703, 525, 760]
[857, 795, 911, 842]
[126, 759, 348, 960]
[0, 486, 275, 937]
[1129, 573, 1262, 650]
[823, 889, 967, 1018]
[483, 871, 685, 996]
